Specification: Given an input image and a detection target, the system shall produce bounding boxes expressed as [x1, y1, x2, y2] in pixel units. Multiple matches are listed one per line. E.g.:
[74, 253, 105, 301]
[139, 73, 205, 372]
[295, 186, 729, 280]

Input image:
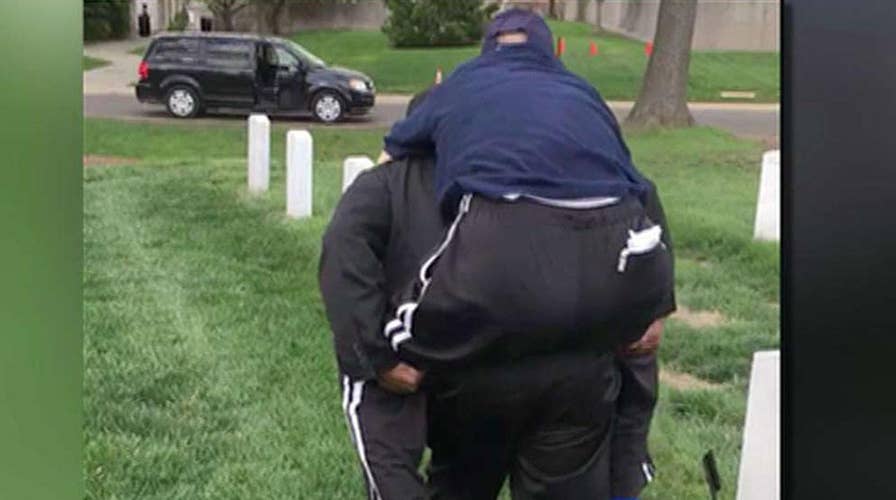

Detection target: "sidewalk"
[83, 39, 147, 96]
[377, 93, 779, 112]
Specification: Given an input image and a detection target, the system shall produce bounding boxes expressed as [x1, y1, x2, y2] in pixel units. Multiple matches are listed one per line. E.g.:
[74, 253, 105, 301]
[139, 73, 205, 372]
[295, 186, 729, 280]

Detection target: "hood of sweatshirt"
[480, 8, 555, 61]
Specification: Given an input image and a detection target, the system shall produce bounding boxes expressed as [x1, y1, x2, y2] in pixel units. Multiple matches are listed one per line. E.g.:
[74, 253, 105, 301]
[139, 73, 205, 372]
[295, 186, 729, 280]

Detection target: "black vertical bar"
[786, 0, 896, 498]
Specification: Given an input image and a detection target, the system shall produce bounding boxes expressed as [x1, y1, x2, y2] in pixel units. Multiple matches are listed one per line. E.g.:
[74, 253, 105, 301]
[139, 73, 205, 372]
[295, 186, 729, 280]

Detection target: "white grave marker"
[342, 156, 375, 193]
[736, 350, 780, 500]
[286, 130, 313, 218]
[247, 114, 270, 193]
[753, 150, 780, 241]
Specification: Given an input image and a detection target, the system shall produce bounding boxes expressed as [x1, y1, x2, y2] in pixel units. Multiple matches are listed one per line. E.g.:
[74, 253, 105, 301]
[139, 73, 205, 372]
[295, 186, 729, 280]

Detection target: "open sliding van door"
[254, 41, 279, 111]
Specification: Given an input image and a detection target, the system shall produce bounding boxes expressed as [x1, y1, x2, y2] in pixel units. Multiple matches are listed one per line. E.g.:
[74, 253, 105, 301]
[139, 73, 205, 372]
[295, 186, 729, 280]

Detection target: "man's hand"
[378, 362, 424, 394]
[622, 318, 665, 356]
[377, 150, 392, 165]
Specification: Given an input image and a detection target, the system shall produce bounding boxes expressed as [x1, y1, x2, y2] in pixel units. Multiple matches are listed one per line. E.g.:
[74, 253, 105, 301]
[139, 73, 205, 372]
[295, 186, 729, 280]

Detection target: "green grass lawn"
[84, 118, 778, 499]
[83, 55, 110, 71]
[292, 20, 779, 102]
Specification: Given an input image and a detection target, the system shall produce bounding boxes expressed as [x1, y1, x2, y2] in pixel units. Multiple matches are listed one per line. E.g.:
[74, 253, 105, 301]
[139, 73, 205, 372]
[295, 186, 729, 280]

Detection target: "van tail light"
[138, 61, 149, 80]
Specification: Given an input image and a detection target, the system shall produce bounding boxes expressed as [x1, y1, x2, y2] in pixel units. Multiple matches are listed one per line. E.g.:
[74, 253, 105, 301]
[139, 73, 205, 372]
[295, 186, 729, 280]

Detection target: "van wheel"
[311, 91, 345, 123]
[165, 85, 201, 118]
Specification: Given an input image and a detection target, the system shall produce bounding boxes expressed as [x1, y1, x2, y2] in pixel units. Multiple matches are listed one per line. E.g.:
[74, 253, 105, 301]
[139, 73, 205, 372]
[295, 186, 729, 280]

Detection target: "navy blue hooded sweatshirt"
[383, 9, 650, 214]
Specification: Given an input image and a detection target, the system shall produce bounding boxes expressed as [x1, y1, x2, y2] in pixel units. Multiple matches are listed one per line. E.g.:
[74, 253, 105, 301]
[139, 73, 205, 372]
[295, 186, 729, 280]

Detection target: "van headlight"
[348, 78, 368, 92]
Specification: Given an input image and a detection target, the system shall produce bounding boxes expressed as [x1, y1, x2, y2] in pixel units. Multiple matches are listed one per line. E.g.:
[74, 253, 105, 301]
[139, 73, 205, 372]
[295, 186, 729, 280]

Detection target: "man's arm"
[580, 79, 634, 161]
[382, 88, 441, 160]
[644, 179, 676, 318]
[611, 180, 674, 497]
[319, 167, 400, 381]
[620, 180, 676, 355]
[378, 83, 443, 166]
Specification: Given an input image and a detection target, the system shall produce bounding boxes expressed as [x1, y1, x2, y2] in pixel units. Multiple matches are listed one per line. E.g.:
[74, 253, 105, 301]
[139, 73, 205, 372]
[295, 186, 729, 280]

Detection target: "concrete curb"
[378, 93, 779, 111]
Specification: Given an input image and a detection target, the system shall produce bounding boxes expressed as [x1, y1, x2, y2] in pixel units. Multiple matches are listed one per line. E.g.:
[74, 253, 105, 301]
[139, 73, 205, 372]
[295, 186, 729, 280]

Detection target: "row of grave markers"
[246, 114, 375, 218]
[249, 114, 780, 244]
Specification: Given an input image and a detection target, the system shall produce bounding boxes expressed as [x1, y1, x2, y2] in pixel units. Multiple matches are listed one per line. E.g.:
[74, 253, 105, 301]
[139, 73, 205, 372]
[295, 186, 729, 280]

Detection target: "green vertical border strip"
[0, 1, 83, 499]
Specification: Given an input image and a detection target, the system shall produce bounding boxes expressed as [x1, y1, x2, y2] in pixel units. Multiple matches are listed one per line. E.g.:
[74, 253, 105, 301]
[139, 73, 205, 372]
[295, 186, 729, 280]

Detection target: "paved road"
[84, 39, 778, 143]
[85, 93, 779, 142]
[83, 93, 407, 131]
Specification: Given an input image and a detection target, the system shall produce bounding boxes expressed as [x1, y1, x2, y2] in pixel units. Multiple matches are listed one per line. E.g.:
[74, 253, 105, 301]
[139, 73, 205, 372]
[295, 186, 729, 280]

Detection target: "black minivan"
[135, 32, 375, 122]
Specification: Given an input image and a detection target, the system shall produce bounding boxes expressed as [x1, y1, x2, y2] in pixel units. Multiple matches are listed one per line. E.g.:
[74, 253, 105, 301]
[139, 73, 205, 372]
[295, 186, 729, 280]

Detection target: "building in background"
[228, 1, 388, 33]
[126, 0, 385, 36]
[128, 0, 778, 52]
[129, 0, 176, 35]
[502, 0, 779, 51]
[128, 0, 213, 35]
[184, 1, 215, 31]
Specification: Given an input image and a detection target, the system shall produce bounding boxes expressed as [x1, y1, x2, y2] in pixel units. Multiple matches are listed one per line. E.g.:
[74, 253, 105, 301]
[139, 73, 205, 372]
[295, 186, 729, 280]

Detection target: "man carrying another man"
[320, 100, 673, 499]
[377, 9, 672, 376]
[319, 8, 675, 499]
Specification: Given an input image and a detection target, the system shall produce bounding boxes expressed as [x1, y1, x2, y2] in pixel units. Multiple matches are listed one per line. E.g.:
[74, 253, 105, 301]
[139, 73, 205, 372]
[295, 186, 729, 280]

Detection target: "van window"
[205, 39, 253, 70]
[149, 38, 200, 63]
[275, 46, 300, 69]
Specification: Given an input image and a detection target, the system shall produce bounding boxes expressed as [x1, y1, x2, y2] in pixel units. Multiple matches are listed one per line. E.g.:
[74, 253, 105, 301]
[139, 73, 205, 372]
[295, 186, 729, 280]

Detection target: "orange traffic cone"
[589, 40, 599, 56]
[556, 36, 566, 57]
[435, 66, 443, 84]
[645, 41, 654, 56]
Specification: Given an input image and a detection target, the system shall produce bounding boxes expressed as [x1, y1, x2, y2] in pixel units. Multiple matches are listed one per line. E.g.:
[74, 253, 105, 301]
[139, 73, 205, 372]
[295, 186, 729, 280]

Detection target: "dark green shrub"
[84, 0, 131, 41]
[382, 0, 494, 48]
[483, 1, 501, 19]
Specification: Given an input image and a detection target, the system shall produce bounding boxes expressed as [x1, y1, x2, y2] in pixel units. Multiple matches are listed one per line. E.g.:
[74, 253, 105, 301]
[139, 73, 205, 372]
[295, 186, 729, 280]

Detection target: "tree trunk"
[267, 0, 288, 35]
[548, 0, 557, 19]
[207, 0, 249, 32]
[576, 0, 589, 23]
[625, 0, 698, 128]
[220, 11, 235, 31]
[593, 0, 604, 33]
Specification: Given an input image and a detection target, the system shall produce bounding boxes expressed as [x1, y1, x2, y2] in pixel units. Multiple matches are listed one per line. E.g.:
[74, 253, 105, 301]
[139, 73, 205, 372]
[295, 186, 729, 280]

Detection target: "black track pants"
[384, 195, 675, 370]
[611, 353, 659, 497]
[425, 352, 621, 500]
[340, 375, 427, 500]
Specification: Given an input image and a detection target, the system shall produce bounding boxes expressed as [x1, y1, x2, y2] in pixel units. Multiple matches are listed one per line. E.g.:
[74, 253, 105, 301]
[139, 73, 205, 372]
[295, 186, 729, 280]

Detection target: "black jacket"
[319, 156, 674, 495]
[319, 156, 443, 380]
